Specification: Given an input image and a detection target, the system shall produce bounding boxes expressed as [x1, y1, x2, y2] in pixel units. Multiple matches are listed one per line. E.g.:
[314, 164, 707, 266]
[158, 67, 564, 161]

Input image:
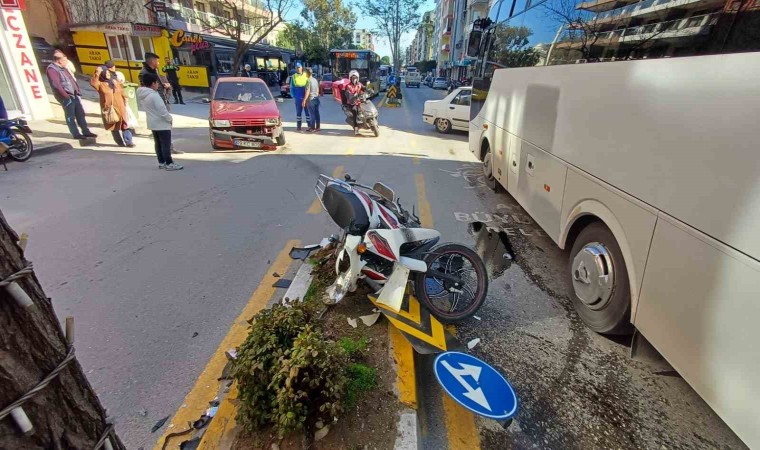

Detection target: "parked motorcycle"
[312, 174, 489, 323]
[342, 92, 380, 137]
[0, 117, 34, 163]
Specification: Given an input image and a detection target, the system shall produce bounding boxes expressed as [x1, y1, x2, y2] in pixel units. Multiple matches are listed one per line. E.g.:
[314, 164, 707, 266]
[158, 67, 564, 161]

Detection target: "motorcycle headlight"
[265, 118, 280, 126]
[211, 119, 231, 127]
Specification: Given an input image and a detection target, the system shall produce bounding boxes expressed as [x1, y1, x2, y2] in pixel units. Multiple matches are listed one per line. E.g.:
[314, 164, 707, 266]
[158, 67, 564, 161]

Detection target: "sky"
[285, 0, 437, 60]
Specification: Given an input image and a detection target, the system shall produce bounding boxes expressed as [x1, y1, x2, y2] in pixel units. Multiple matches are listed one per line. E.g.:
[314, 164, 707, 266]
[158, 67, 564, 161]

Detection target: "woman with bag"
[90, 62, 134, 147]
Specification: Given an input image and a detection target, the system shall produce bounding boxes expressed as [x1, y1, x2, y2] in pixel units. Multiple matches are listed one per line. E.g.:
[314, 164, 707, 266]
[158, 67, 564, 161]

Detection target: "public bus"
[329, 49, 381, 94]
[466, 0, 759, 446]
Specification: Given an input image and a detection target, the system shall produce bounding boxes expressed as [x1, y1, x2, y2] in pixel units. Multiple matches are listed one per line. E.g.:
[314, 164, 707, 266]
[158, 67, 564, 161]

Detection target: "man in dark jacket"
[162, 57, 184, 104]
[140, 53, 171, 104]
[46, 52, 96, 139]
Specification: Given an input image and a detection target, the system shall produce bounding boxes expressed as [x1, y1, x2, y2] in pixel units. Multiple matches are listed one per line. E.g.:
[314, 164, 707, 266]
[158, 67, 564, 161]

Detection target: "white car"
[432, 77, 448, 89]
[422, 87, 471, 133]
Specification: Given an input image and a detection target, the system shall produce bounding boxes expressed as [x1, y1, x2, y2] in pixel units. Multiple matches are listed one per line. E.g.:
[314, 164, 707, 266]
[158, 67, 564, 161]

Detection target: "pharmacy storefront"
[0, 2, 52, 120]
[70, 22, 210, 89]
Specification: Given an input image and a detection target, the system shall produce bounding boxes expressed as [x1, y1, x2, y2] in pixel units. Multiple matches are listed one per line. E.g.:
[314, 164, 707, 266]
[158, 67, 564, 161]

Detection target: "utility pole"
[0, 210, 125, 449]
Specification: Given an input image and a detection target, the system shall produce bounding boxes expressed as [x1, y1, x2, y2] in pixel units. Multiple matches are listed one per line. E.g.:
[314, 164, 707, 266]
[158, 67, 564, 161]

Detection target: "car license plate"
[234, 139, 261, 149]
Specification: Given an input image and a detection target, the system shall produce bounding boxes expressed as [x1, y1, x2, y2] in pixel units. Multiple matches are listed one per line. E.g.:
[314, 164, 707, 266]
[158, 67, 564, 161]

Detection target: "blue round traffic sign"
[433, 351, 518, 420]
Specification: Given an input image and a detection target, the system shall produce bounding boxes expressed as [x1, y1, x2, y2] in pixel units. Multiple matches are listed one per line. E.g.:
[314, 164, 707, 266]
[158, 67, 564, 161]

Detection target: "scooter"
[308, 174, 489, 323]
[342, 92, 380, 137]
[0, 117, 34, 168]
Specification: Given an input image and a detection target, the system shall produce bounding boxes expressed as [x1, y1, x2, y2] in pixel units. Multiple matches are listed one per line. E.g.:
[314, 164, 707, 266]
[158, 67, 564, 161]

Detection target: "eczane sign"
[0, 7, 52, 119]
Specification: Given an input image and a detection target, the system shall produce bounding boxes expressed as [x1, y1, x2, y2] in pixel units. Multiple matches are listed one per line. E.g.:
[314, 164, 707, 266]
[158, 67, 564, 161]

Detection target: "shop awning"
[69, 22, 134, 35]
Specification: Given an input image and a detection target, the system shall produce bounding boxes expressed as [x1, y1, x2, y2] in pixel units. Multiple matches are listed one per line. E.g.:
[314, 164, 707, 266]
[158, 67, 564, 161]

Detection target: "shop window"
[106, 35, 129, 60]
[130, 36, 154, 61]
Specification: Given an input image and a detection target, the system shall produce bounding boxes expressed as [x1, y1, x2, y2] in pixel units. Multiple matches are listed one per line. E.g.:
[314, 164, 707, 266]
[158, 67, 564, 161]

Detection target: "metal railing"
[591, 12, 717, 41]
[592, 0, 705, 22]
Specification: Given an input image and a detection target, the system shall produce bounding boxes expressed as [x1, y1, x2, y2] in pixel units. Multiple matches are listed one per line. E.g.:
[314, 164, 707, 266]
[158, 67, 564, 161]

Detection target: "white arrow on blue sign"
[433, 351, 518, 420]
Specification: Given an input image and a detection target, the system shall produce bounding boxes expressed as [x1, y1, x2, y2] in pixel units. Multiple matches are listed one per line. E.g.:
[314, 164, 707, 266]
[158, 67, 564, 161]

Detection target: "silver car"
[432, 77, 448, 89]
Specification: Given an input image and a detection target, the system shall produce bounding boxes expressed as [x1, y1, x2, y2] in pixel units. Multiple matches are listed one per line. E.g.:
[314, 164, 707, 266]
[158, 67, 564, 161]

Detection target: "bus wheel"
[435, 118, 451, 133]
[569, 222, 633, 335]
[482, 146, 498, 191]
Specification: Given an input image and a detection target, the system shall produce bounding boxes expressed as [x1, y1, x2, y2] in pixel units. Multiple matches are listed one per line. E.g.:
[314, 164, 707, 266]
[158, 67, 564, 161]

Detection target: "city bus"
[329, 49, 381, 94]
[466, 0, 759, 446]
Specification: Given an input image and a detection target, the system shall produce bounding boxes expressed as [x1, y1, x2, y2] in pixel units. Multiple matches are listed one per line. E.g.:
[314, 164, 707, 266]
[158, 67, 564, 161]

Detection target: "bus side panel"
[636, 216, 760, 448]
[513, 142, 567, 243]
[560, 169, 658, 313]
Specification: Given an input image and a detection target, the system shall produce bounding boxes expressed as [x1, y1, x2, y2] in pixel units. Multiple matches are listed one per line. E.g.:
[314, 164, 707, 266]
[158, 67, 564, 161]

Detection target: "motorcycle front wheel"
[7, 131, 33, 162]
[414, 243, 488, 324]
[370, 121, 379, 137]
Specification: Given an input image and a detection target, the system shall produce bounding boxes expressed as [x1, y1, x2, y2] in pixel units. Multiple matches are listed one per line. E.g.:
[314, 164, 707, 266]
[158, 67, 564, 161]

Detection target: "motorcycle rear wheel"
[7, 131, 33, 162]
[414, 243, 488, 324]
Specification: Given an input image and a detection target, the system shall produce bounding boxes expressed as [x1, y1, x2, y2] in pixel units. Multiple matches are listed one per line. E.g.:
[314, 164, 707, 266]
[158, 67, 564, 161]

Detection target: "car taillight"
[368, 232, 396, 261]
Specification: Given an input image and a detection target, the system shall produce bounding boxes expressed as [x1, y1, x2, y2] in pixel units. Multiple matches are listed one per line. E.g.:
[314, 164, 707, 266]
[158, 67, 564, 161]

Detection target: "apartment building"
[352, 29, 375, 51]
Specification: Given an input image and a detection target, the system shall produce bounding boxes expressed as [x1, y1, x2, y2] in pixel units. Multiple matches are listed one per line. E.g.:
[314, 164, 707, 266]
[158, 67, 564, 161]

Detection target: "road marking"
[415, 173, 433, 229]
[346, 147, 354, 156]
[152, 240, 299, 450]
[414, 173, 481, 450]
[307, 165, 344, 214]
[413, 158, 421, 165]
[389, 325, 418, 409]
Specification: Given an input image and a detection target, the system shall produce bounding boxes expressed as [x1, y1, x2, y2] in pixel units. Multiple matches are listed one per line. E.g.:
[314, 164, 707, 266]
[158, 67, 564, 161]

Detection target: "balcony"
[576, 0, 639, 13]
[169, 7, 256, 37]
[589, 12, 718, 43]
[591, 0, 723, 24]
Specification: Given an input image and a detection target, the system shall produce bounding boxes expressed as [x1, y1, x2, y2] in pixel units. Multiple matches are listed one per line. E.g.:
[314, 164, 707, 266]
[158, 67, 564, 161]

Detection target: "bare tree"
[194, 0, 296, 76]
[358, 0, 424, 73]
[67, 0, 143, 24]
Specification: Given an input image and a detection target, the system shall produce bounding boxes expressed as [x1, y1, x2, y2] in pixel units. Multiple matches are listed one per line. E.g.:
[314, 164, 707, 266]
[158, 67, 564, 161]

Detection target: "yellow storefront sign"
[177, 66, 208, 88]
[76, 47, 110, 65]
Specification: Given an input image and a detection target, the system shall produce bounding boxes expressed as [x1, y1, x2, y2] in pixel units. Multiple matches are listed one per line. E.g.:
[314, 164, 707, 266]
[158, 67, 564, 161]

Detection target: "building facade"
[433, 0, 455, 76]
[412, 10, 435, 65]
[352, 29, 374, 51]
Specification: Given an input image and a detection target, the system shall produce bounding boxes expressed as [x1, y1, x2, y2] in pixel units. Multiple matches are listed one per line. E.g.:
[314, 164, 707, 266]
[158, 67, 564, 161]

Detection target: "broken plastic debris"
[473, 315, 482, 321]
[359, 312, 381, 326]
[272, 279, 292, 289]
[347, 317, 358, 328]
[191, 332, 199, 338]
[273, 272, 281, 278]
[467, 338, 481, 349]
[151, 415, 170, 432]
[314, 425, 330, 441]
[225, 349, 238, 360]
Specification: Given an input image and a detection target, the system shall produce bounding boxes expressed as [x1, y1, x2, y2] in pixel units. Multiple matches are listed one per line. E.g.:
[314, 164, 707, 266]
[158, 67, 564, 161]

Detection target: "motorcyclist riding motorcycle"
[343, 70, 363, 136]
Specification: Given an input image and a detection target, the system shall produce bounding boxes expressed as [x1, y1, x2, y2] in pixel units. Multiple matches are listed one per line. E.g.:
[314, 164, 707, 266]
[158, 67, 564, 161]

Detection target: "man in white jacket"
[137, 73, 183, 171]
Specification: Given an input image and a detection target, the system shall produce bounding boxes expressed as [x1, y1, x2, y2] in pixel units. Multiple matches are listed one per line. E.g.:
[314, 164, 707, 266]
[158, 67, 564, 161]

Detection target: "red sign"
[133, 23, 162, 37]
[0, 0, 24, 9]
[2, 9, 42, 100]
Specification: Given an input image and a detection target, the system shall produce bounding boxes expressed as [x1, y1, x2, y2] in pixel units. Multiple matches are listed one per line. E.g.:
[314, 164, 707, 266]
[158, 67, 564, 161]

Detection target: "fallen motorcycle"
[306, 174, 489, 323]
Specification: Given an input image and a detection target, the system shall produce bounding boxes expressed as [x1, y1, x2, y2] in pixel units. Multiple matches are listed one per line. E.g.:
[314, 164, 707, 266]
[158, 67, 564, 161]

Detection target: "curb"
[35, 142, 73, 155]
[197, 260, 420, 450]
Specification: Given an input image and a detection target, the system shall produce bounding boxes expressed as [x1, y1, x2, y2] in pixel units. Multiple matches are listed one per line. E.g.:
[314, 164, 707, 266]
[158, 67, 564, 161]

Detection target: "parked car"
[280, 75, 291, 97]
[424, 76, 433, 87]
[432, 77, 448, 89]
[30, 35, 56, 68]
[422, 86, 471, 133]
[209, 77, 285, 150]
[319, 73, 333, 96]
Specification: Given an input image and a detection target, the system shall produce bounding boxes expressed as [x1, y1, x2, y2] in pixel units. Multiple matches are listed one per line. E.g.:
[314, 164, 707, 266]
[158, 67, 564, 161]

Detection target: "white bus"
[467, 0, 759, 446]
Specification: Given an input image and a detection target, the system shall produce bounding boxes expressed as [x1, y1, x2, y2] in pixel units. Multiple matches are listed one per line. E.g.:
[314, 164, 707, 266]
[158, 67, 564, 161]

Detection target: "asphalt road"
[1, 83, 745, 449]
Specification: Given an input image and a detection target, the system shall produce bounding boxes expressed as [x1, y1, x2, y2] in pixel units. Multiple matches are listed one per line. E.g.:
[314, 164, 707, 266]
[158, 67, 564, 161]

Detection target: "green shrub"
[232, 303, 347, 437]
[345, 363, 377, 407]
[339, 336, 369, 359]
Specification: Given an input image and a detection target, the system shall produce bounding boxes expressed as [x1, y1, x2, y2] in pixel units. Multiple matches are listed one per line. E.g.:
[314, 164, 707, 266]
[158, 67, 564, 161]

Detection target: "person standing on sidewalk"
[304, 68, 321, 132]
[46, 52, 97, 140]
[162, 57, 184, 105]
[137, 73, 183, 171]
[91, 63, 134, 147]
[289, 63, 310, 131]
[140, 53, 184, 154]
